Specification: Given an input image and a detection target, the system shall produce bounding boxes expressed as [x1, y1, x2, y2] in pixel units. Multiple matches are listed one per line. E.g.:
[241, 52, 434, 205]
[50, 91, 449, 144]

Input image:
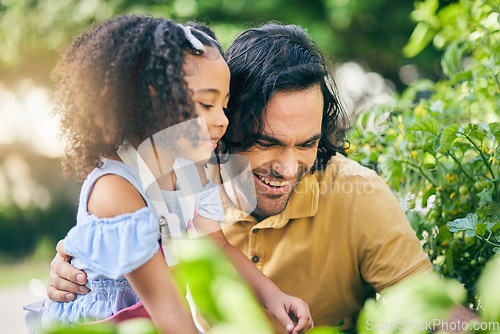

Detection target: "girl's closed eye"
[199, 102, 214, 110]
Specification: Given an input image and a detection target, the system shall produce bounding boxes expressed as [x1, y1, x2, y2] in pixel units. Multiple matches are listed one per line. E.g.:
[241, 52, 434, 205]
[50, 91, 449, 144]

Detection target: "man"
[47, 23, 432, 332]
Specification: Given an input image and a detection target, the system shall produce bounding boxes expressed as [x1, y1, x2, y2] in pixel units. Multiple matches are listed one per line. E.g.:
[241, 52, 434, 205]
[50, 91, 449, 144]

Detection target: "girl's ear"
[148, 84, 158, 110]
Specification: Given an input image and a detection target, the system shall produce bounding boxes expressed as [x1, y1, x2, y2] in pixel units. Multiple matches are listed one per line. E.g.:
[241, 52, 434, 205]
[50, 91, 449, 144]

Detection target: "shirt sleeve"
[196, 180, 224, 222]
[353, 174, 433, 292]
[64, 207, 160, 279]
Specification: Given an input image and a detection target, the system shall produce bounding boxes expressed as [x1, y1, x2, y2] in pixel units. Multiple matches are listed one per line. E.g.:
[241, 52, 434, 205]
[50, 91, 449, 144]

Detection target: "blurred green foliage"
[40, 240, 500, 333]
[348, 0, 500, 308]
[0, 146, 79, 261]
[357, 255, 500, 334]
[0, 0, 442, 89]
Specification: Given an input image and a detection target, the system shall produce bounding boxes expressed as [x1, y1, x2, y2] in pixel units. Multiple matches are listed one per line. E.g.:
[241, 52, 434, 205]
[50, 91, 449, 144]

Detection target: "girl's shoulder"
[81, 159, 148, 219]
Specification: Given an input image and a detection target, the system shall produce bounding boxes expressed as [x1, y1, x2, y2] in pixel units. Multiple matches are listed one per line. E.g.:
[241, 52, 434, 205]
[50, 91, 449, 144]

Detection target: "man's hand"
[47, 240, 90, 302]
[266, 291, 314, 334]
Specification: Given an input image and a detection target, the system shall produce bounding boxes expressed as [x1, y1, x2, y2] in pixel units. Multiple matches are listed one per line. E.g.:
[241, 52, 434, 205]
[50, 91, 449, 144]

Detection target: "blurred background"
[0, 0, 447, 332]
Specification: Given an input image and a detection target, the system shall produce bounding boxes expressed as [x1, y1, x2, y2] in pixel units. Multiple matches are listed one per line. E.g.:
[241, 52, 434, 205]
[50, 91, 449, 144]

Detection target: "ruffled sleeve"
[196, 180, 224, 222]
[64, 207, 159, 279]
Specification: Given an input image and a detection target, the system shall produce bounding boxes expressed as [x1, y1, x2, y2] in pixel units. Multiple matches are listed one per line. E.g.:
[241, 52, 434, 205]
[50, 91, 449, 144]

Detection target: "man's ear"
[148, 84, 158, 110]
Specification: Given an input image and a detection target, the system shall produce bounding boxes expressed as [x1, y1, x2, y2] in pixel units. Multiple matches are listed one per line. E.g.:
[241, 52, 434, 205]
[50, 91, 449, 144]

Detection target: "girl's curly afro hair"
[52, 15, 220, 180]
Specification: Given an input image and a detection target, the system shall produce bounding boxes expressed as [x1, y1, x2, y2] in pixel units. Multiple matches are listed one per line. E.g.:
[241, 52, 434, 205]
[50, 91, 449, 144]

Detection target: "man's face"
[233, 84, 324, 221]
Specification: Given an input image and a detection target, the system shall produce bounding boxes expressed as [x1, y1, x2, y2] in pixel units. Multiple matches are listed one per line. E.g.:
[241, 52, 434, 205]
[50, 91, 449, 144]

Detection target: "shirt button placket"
[250, 227, 262, 269]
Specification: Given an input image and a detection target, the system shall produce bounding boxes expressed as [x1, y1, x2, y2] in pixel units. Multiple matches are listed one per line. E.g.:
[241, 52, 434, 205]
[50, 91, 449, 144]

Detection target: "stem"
[476, 234, 500, 248]
[464, 134, 499, 201]
[447, 150, 475, 183]
[494, 73, 500, 92]
[401, 159, 437, 187]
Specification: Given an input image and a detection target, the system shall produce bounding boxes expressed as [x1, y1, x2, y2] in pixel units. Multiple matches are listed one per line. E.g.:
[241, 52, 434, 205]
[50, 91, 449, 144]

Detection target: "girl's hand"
[265, 292, 314, 333]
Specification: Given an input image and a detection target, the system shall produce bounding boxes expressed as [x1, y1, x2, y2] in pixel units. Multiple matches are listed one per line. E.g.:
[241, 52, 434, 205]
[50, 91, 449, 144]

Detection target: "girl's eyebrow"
[193, 88, 229, 98]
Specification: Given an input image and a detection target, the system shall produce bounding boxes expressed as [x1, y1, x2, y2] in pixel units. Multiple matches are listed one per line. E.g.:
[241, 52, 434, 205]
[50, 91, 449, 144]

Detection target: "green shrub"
[348, 0, 500, 308]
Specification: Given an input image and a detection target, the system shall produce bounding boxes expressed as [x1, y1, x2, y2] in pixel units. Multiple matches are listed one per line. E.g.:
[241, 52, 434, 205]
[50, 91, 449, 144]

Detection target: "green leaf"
[487, 222, 500, 233]
[411, 0, 439, 22]
[117, 319, 157, 334]
[439, 124, 460, 151]
[433, 131, 443, 151]
[476, 223, 488, 237]
[466, 123, 489, 142]
[423, 152, 436, 165]
[403, 21, 437, 58]
[380, 156, 403, 192]
[411, 118, 439, 134]
[489, 122, 500, 142]
[441, 41, 470, 78]
[447, 213, 478, 237]
[306, 327, 342, 334]
[173, 239, 273, 332]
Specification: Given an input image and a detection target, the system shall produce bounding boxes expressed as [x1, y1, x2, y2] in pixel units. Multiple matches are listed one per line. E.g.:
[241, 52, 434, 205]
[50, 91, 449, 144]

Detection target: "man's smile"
[255, 174, 291, 187]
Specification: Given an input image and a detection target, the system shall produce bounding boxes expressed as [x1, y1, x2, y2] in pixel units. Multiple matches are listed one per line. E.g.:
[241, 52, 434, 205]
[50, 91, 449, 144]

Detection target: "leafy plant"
[348, 0, 500, 307]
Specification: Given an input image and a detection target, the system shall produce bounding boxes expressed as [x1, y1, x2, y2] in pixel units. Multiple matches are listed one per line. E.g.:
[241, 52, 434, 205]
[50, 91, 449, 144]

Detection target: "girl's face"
[184, 47, 230, 149]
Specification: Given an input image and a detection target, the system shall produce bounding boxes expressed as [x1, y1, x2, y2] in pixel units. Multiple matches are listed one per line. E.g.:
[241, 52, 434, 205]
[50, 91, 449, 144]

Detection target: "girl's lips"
[202, 138, 219, 150]
[253, 173, 292, 195]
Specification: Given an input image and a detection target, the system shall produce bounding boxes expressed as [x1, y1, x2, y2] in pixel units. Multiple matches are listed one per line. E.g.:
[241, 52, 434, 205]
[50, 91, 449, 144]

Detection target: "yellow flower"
[414, 103, 428, 117]
[444, 174, 457, 184]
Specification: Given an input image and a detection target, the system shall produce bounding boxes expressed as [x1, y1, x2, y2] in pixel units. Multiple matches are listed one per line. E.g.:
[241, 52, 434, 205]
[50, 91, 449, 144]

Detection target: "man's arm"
[47, 240, 90, 302]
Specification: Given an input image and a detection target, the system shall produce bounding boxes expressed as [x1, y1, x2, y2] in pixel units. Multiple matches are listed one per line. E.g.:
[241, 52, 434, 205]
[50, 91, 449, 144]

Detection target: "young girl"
[41, 15, 312, 334]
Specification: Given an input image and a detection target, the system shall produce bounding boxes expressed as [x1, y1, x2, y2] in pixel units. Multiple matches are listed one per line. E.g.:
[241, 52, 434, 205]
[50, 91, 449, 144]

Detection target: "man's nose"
[272, 150, 299, 179]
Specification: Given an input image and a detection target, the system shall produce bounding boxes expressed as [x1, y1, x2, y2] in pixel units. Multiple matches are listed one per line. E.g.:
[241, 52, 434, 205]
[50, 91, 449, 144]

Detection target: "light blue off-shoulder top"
[43, 158, 223, 326]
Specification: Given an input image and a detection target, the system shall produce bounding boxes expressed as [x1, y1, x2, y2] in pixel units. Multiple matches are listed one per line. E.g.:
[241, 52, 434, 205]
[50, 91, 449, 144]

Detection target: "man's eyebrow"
[299, 133, 322, 145]
[256, 133, 322, 146]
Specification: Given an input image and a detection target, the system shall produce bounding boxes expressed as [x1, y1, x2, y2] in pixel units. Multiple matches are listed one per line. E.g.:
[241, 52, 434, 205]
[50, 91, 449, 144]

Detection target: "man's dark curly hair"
[52, 15, 221, 180]
[223, 23, 349, 173]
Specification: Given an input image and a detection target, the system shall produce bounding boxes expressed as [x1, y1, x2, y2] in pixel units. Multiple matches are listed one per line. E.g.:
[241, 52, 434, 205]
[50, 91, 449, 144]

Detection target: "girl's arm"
[126, 250, 197, 334]
[193, 216, 313, 333]
[88, 174, 197, 334]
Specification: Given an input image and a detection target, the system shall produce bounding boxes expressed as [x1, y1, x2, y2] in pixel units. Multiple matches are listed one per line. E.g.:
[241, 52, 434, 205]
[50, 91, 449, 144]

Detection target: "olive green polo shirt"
[214, 154, 432, 332]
